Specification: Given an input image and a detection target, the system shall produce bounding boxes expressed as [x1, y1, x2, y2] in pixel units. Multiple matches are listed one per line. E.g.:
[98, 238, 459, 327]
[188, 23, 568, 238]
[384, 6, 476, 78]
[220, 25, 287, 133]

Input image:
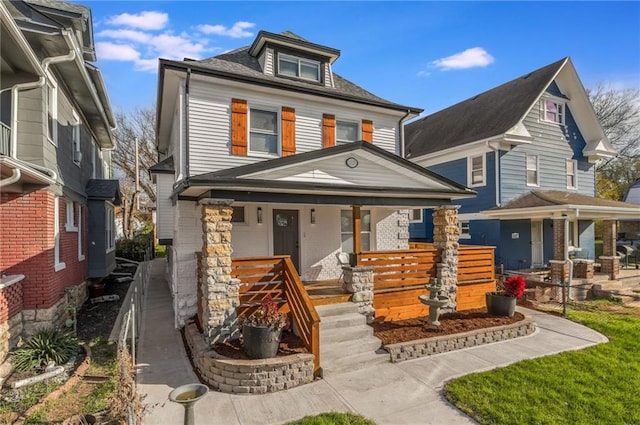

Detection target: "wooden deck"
[304, 280, 351, 306]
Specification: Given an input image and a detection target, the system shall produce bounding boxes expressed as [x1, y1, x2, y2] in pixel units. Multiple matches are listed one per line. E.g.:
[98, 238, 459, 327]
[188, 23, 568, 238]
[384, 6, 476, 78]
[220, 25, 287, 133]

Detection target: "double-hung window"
[278, 54, 320, 82]
[45, 77, 57, 145]
[340, 209, 371, 253]
[566, 159, 577, 189]
[65, 200, 77, 232]
[542, 99, 564, 124]
[72, 110, 81, 163]
[54, 197, 65, 271]
[78, 204, 84, 261]
[249, 108, 278, 155]
[409, 209, 423, 223]
[459, 221, 471, 239]
[336, 120, 358, 145]
[526, 154, 539, 186]
[231, 206, 246, 224]
[468, 154, 485, 187]
[105, 204, 115, 252]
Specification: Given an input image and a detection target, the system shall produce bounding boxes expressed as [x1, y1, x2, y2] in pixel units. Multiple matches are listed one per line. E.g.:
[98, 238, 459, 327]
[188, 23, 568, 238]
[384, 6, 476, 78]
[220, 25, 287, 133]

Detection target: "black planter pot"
[242, 324, 282, 359]
[486, 292, 517, 317]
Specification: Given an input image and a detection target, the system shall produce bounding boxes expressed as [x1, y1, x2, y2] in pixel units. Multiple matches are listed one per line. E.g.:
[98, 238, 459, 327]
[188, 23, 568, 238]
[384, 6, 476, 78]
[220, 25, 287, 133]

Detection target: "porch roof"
[482, 190, 640, 220]
[173, 141, 476, 207]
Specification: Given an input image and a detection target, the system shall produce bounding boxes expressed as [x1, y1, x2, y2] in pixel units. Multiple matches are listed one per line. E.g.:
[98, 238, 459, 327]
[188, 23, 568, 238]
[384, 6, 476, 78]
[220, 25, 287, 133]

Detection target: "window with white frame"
[45, 77, 57, 145]
[526, 154, 539, 186]
[459, 221, 471, 239]
[278, 54, 320, 82]
[409, 209, 423, 223]
[65, 200, 77, 231]
[105, 204, 115, 252]
[542, 99, 564, 124]
[568, 221, 579, 248]
[566, 159, 577, 189]
[231, 206, 246, 224]
[468, 154, 485, 186]
[72, 110, 81, 163]
[54, 197, 65, 271]
[249, 108, 278, 154]
[336, 120, 358, 145]
[340, 209, 371, 253]
[78, 204, 84, 261]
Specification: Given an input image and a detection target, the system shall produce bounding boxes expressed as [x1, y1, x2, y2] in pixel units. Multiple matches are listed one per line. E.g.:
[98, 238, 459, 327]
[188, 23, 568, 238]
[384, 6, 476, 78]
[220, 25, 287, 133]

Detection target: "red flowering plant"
[241, 295, 288, 330]
[500, 275, 526, 298]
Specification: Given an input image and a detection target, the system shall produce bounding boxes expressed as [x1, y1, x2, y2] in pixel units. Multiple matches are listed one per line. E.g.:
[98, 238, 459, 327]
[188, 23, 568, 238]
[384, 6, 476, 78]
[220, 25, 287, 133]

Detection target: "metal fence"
[116, 247, 153, 425]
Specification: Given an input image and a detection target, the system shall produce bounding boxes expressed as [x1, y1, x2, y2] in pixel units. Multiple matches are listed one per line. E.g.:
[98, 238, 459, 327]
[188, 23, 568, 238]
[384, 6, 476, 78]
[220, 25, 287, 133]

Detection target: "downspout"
[398, 110, 412, 159]
[494, 150, 500, 206]
[184, 68, 191, 178]
[0, 169, 21, 188]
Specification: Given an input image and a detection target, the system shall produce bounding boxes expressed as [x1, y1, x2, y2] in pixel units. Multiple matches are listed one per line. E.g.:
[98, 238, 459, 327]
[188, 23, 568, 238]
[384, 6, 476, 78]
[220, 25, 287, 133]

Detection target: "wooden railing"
[358, 248, 440, 291]
[231, 256, 321, 376]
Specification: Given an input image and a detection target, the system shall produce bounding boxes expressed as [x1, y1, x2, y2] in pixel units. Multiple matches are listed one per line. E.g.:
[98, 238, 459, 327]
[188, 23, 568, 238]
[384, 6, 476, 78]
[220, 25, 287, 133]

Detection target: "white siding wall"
[155, 174, 174, 240]
[172, 201, 201, 327]
[187, 79, 401, 175]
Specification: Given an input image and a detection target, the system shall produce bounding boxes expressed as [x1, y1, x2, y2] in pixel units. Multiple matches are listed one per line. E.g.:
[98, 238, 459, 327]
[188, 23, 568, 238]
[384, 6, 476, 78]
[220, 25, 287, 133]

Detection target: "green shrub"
[116, 232, 153, 262]
[11, 328, 78, 371]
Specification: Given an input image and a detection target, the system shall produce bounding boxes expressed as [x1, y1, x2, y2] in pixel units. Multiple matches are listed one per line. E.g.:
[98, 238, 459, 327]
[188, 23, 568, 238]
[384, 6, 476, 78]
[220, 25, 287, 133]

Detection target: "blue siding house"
[405, 58, 638, 274]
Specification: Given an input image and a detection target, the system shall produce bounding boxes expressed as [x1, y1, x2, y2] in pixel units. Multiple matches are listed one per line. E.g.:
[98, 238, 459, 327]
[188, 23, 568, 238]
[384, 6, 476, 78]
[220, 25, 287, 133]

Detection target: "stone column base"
[343, 266, 375, 323]
[573, 259, 594, 279]
[549, 260, 569, 284]
[599, 256, 621, 280]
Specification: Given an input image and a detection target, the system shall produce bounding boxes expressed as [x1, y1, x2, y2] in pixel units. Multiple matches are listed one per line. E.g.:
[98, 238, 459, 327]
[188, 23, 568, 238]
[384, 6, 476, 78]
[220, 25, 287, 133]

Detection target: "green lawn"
[285, 412, 376, 425]
[444, 304, 640, 425]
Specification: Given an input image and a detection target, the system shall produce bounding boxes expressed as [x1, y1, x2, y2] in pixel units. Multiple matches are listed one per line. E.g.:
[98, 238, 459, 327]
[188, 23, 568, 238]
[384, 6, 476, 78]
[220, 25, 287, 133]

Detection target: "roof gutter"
[398, 110, 412, 159]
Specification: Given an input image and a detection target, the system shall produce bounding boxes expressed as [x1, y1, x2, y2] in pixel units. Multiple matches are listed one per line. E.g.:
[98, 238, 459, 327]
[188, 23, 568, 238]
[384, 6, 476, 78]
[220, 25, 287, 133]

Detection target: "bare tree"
[588, 85, 640, 200]
[112, 106, 157, 238]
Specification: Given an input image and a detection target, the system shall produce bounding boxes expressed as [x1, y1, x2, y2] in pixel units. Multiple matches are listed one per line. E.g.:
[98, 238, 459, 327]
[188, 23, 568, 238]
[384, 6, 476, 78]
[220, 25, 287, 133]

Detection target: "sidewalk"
[137, 259, 608, 425]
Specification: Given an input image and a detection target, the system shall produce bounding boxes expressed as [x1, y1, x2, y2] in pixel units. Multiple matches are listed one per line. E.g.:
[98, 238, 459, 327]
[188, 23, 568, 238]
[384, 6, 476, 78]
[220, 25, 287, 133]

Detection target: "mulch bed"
[372, 309, 525, 345]
[212, 330, 308, 360]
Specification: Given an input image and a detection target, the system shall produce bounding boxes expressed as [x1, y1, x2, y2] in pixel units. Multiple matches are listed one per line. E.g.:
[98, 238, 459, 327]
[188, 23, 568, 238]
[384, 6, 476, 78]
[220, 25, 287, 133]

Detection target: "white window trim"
[335, 119, 360, 145]
[568, 220, 579, 250]
[277, 53, 321, 82]
[54, 197, 66, 272]
[72, 109, 81, 165]
[78, 204, 85, 261]
[467, 154, 486, 187]
[566, 159, 578, 189]
[248, 106, 280, 157]
[106, 203, 115, 253]
[409, 209, 423, 224]
[459, 221, 471, 239]
[526, 154, 539, 187]
[541, 98, 565, 125]
[45, 75, 58, 146]
[65, 200, 78, 232]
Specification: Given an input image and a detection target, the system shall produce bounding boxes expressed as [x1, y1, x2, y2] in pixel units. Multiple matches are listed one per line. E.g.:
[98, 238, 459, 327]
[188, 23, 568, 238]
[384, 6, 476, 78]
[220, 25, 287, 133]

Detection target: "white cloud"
[197, 21, 255, 38]
[417, 70, 431, 78]
[106, 11, 168, 30]
[431, 47, 495, 71]
[97, 29, 152, 44]
[96, 42, 141, 61]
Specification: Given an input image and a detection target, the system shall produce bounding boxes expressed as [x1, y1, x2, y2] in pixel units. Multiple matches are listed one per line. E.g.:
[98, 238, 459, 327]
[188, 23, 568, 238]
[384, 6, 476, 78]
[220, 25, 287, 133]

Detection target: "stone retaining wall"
[385, 316, 536, 363]
[184, 323, 314, 394]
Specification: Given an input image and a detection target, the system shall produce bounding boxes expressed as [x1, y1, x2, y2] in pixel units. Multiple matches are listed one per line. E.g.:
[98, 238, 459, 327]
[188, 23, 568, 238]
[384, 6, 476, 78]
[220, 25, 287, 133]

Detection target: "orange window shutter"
[362, 119, 373, 143]
[323, 114, 336, 148]
[231, 98, 247, 156]
[282, 106, 296, 156]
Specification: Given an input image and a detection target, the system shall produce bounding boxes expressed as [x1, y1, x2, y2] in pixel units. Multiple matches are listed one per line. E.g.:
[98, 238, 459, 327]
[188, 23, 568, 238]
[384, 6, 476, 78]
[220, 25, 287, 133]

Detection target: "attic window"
[278, 53, 320, 82]
[542, 100, 564, 124]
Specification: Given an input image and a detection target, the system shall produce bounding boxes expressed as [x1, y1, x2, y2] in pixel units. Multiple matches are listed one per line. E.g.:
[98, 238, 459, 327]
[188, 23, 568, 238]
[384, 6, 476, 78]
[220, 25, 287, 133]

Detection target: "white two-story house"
[153, 31, 474, 326]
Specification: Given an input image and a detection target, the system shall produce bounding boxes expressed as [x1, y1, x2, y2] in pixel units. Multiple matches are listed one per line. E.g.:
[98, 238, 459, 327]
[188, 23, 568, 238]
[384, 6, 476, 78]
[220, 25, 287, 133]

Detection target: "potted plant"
[241, 295, 288, 359]
[486, 275, 525, 317]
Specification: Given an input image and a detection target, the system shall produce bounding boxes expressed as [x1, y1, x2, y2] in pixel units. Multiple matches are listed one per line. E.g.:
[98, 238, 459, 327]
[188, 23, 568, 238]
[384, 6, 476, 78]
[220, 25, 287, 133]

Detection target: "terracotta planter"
[242, 325, 282, 359]
[486, 292, 516, 317]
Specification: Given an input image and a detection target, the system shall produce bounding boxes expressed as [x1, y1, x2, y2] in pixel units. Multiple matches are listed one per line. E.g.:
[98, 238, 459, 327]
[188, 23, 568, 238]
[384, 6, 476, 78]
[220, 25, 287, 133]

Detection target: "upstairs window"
[468, 154, 485, 187]
[566, 159, 577, 189]
[45, 77, 58, 145]
[278, 54, 320, 82]
[336, 120, 358, 145]
[249, 108, 279, 155]
[526, 154, 539, 186]
[72, 110, 81, 163]
[542, 99, 564, 124]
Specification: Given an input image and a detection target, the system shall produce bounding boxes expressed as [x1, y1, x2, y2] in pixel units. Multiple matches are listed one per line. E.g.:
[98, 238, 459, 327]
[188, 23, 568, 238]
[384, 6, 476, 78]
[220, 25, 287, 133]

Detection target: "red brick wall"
[0, 281, 23, 322]
[0, 190, 87, 310]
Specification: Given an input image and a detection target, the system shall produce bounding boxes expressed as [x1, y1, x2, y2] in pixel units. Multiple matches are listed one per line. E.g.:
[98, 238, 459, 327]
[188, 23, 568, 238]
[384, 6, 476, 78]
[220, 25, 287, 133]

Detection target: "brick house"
[0, 0, 118, 363]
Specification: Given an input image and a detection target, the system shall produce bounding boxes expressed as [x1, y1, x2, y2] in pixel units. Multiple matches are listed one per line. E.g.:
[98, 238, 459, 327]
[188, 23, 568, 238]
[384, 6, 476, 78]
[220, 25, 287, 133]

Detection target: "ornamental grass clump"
[501, 275, 526, 298]
[11, 327, 78, 371]
[242, 295, 288, 330]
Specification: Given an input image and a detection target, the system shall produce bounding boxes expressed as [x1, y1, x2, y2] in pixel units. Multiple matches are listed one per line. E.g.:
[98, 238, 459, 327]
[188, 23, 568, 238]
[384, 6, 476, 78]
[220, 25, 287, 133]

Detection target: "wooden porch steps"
[305, 280, 352, 307]
[316, 303, 387, 375]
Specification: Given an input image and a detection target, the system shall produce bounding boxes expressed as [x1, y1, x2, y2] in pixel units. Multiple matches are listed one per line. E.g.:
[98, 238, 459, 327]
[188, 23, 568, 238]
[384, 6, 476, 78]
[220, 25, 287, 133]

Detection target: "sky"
[83, 1, 640, 116]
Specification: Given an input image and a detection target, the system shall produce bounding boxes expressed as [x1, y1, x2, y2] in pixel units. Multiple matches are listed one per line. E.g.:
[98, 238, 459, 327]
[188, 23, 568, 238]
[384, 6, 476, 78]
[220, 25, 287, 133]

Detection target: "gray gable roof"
[405, 58, 567, 159]
[86, 179, 121, 205]
[149, 156, 174, 174]
[161, 32, 421, 114]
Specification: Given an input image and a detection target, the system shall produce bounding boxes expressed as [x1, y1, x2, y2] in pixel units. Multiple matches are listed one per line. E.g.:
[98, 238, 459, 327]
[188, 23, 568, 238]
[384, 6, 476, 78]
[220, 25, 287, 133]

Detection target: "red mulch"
[212, 330, 308, 360]
[372, 309, 525, 345]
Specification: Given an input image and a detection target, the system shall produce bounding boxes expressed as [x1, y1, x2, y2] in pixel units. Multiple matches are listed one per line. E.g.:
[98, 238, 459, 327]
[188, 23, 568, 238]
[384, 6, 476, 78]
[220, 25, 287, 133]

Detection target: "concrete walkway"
[137, 259, 608, 425]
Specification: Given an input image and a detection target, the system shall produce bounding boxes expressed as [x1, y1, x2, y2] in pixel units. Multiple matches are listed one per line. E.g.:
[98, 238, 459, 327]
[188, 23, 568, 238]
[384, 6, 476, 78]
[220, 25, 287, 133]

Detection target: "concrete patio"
[137, 259, 608, 425]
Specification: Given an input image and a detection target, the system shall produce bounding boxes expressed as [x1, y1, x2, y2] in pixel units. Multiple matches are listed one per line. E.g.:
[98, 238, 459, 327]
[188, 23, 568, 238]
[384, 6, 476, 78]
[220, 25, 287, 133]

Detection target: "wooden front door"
[273, 209, 300, 272]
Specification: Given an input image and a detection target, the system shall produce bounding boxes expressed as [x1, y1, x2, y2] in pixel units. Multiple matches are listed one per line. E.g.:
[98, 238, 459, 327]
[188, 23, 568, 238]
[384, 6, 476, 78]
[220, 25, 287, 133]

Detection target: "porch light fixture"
[257, 207, 263, 224]
[310, 209, 316, 224]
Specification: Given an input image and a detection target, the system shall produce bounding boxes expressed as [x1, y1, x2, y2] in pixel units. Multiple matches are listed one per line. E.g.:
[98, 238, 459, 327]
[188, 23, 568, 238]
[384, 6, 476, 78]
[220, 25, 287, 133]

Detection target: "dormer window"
[278, 53, 320, 82]
[542, 99, 564, 124]
[336, 120, 358, 145]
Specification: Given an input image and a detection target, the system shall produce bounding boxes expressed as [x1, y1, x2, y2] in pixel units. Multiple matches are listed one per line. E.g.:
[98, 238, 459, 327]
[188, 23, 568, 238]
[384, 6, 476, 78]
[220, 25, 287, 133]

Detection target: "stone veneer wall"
[342, 266, 374, 323]
[184, 323, 314, 394]
[385, 317, 536, 363]
[432, 206, 459, 312]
